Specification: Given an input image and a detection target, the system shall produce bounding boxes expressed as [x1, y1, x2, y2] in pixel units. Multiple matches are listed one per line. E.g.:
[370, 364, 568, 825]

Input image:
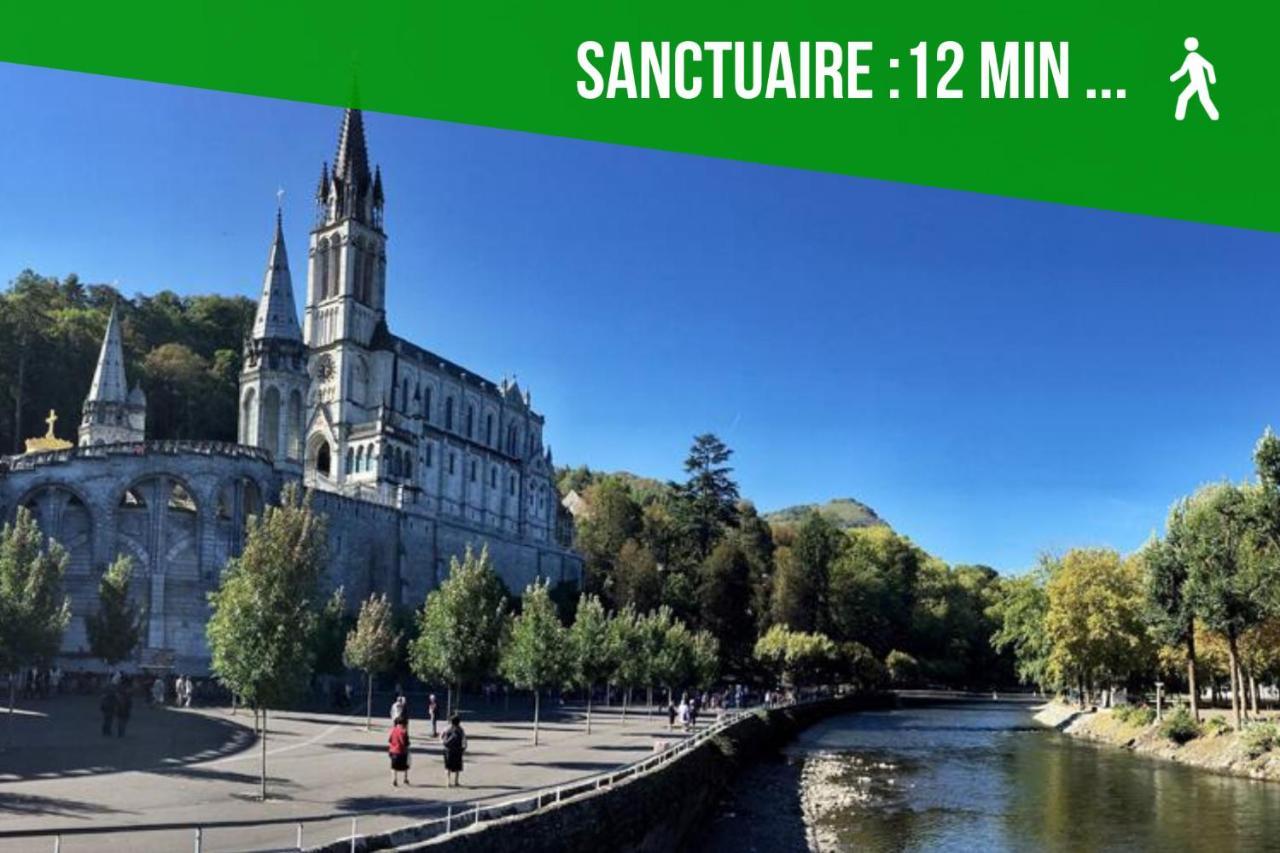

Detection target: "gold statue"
[24, 409, 73, 454]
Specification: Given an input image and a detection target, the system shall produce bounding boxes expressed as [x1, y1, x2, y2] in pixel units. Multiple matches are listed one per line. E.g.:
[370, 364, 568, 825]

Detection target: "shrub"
[1204, 717, 1231, 737]
[1113, 705, 1156, 727]
[1241, 722, 1279, 758]
[1159, 706, 1201, 745]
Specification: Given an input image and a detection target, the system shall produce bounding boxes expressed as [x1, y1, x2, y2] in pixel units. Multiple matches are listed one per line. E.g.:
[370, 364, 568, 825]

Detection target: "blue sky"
[1, 62, 1276, 573]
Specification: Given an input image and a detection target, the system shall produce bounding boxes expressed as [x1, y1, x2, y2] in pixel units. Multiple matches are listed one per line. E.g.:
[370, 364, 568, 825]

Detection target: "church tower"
[239, 207, 308, 471]
[79, 303, 146, 446]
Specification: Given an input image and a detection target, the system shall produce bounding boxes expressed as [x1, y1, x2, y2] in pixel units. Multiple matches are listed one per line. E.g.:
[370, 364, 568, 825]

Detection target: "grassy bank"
[1037, 702, 1280, 781]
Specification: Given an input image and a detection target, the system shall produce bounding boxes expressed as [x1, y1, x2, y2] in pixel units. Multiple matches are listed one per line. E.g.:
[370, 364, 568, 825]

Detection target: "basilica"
[0, 109, 581, 673]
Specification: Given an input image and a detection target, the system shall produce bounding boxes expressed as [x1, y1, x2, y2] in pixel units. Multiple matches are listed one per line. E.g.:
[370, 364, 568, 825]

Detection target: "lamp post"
[1155, 681, 1165, 722]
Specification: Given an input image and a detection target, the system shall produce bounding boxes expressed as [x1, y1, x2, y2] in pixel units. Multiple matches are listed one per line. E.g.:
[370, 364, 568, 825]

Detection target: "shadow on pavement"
[0, 696, 256, 781]
[0, 792, 132, 817]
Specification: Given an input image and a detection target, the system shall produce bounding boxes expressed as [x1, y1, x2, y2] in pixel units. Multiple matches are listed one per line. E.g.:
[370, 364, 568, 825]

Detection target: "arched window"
[423, 386, 433, 422]
[426, 443, 434, 467]
[263, 387, 282, 458]
[345, 448, 354, 474]
[240, 388, 257, 445]
[466, 405, 474, 438]
[402, 379, 409, 412]
[445, 397, 454, 431]
[508, 474, 516, 495]
[317, 238, 330, 300]
[353, 239, 366, 302]
[363, 247, 377, 305]
[469, 460, 477, 483]
[489, 467, 497, 488]
[327, 238, 340, 298]
[403, 454, 412, 481]
[287, 390, 303, 461]
[486, 414, 494, 446]
[316, 442, 332, 477]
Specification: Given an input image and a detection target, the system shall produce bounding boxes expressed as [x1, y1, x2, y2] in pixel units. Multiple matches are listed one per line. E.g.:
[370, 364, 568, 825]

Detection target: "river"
[701, 698, 1280, 851]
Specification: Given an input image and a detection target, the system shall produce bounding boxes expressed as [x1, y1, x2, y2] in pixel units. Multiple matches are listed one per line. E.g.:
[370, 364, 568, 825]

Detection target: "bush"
[1159, 706, 1201, 745]
[1113, 705, 1156, 727]
[1204, 717, 1231, 737]
[1241, 722, 1279, 758]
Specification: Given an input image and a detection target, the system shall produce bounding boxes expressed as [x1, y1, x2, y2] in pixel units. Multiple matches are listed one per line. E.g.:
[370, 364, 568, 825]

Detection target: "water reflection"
[703, 701, 1280, 852]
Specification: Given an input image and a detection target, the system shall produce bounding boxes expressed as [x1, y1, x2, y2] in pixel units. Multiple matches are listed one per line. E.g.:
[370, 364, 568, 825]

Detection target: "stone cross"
[44, 409, 57, 438]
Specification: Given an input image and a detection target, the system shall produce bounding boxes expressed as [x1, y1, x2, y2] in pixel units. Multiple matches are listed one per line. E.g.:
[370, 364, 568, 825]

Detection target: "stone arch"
[308, 434, 334, 479]
[17, 484, 94, 576]
[241, 387, 257, 445]
[327, 237, 340, 298]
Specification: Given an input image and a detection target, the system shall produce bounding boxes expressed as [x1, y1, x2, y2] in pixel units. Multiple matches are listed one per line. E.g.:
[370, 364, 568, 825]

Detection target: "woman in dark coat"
[441, 714, 467, 787]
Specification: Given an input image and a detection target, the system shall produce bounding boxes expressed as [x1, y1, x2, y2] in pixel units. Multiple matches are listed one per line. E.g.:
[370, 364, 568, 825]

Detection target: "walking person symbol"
[1170, 37, 1218, 121]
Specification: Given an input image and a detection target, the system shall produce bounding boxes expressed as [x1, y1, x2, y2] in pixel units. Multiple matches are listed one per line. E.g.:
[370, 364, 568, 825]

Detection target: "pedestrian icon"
[1170, 37, 1218, 121]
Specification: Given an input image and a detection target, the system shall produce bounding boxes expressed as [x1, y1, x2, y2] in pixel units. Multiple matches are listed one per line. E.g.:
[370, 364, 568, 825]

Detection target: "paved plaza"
[0, 693, 691, 852]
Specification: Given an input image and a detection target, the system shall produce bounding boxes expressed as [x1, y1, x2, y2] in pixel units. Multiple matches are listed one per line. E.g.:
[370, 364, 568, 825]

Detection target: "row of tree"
[992, 428, 1280, 732]
[561, 434, 1015, 688]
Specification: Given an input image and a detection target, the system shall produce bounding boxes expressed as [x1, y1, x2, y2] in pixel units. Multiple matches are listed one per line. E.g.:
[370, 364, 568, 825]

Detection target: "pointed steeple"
[252, 208, 302, 342]
[87, 303, 129, 404]
[333, 108, 371, 190]
[80, 302, 145, 446]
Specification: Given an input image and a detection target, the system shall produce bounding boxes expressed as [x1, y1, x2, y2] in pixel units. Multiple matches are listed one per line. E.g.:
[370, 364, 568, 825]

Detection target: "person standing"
[441, 714, 467, 788]
[666, 700, 677, 731]
[390, 693, 407, 726]
[100, 687, 118, 737]
[150, 675, 165, 706]
[427, 694, 439, 738]
[388, 716, 411, 786]
[116, 680, 132, 737]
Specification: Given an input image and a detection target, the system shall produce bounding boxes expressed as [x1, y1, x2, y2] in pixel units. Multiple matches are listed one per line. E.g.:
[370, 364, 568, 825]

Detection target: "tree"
[568, 594, 615, 734]
[753, 624, 837, 689]
[690, 630, 720, 691]
[695, 539, 755, 669]
[409, 546, 509, 717]
[607, 606, 648, 718]
[653, 617, 698, 701]
[612, 539, 662, 613]
[84, 555, 143, 668]
[344, 593, 401, 730]
[0, 507, 70, 745]
[206, 484, 327, 800]
[500, 580, 569, 745]
[674, 434, 740, 560]
[772, 512, 842, 633]
[576, 477, 643, 602]
[312, 587, 349, 680]
[989, 568, 1052, 692]
[1143, 529, 1200, 721]
[1181, 483, 1266, 729]
[1043, 548, 1153, 708]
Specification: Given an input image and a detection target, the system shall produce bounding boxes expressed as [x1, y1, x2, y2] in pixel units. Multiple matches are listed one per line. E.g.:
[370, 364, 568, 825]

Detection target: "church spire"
[251, 206, 302, 342]
[79, 302, 145, 446]
[87, 302, 128, 404]
[320, 108, 382, 227]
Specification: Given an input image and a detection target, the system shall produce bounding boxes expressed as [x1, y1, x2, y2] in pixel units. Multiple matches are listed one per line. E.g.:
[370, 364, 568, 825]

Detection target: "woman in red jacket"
[388, 716, 411, 786]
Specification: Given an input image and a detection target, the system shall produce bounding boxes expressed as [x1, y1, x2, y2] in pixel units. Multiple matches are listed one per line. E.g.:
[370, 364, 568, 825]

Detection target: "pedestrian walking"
[666, 700, 677, 731]
[116, 682, 132, 737]
[390, 693, 406, 726]
[388, 716, 411, 786]
[150, 675, 165, 706]
[689, 694, 700, 730]
[441, 713, 467, 787]
[678, 695, 691, 732]
[427, 693, 439, 737]
[100, 688, 118, 737]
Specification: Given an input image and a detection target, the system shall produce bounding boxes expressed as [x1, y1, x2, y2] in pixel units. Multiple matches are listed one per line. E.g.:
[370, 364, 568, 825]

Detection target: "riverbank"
[1036, 701, 1280, 782]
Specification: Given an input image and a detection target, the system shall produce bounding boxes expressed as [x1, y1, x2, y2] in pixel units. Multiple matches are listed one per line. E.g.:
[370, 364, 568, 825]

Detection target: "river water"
[701, 699, 1280, 852]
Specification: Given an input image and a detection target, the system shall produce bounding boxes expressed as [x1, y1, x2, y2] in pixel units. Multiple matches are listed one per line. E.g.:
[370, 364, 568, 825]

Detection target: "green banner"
[2, 1, 1275, 231]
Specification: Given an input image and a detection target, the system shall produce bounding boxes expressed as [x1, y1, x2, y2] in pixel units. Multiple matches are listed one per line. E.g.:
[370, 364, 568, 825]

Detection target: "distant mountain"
[763, 498, 888, 530]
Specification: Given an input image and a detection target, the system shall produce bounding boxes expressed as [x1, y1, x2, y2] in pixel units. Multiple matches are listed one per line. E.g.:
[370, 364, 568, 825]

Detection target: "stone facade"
[0, 108, 581, 673]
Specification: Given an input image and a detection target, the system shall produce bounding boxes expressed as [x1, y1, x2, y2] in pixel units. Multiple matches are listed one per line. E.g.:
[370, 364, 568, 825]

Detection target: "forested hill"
[0, 270, 255, 454]
[763, 497, 888, 530]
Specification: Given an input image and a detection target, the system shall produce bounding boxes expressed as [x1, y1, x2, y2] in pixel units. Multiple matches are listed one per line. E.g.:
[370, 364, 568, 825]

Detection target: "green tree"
[344, 593, 401, 730]
[1143, 529, 1200, 721]
[576, 477, 643, 602]
[311, 587, 349, 680]
[753, 624, 838, 690]
[409, 546, 509, 717]
[772, 511, 843, 633]
[0, 507, 70, 744]
[653, 617, 697, 702]
[1181, 483, 1266, 729]
[989, 569, 1053, 692]
[612, 539, 662, 613]
[674, 434, 740, 560]
[568, 593, 615, 734]
[205, 484, 328, 800]
[690, 630, 720, 690]
[500, 580, 569, 745]
[84, 555, 143, 668]
[607, 605, 648, 718]
[695, 539, 755, 669]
